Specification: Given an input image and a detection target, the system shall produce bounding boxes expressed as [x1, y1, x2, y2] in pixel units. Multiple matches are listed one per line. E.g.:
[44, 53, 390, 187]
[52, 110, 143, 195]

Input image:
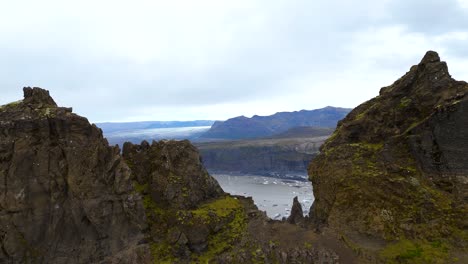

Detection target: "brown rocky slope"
[309, 51, 468, 262]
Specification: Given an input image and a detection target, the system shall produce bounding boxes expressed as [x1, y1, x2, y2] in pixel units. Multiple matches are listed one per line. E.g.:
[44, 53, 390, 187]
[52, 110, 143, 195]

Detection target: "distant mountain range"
[200, 106, 351, 140]
[96, 107, 350, 147]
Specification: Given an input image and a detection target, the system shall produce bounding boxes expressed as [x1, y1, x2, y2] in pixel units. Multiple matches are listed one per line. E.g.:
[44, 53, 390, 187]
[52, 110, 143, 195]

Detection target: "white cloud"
[0, 0, 467, 122]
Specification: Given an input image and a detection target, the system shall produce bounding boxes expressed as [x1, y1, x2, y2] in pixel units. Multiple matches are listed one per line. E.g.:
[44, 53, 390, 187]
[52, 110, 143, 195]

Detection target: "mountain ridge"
[201, 106, 351, 140]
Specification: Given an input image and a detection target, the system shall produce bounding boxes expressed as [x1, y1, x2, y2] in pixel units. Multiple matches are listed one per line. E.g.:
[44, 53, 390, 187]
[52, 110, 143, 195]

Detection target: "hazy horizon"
[1, 0, 468, 123]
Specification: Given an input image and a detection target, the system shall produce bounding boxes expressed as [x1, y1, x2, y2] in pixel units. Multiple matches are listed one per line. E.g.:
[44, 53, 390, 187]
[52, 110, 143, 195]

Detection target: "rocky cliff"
[0, 87, 150, 263]
[196, 127, 332, 177]
[309, 51, 468, 262]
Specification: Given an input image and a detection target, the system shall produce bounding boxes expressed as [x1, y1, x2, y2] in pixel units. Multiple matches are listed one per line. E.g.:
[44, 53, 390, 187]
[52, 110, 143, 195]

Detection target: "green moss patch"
[133, 177, 248, 263]
[380, 239, 451, 264]
[399, 97, 412, 109]
[193, 196, 247, 262]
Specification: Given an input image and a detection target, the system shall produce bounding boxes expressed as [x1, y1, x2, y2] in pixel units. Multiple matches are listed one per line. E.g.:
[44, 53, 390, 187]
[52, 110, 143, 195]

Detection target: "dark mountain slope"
[309, 51, 468, 262]
[201, 107, 351, 140]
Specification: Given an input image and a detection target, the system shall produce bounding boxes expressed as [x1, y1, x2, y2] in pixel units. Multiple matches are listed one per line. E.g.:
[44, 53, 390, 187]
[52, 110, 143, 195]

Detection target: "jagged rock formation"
[0, 87, 150, 263]
[287, 196, 305, 225]
[201, 107, 350, 140]
[309, 51, 468, 262]
[122, 140, 223, 210]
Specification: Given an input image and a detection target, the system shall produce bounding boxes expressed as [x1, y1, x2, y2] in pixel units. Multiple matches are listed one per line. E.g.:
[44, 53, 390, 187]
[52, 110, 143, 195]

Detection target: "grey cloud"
[386, 0, 468, 34]
[0, 0, 467, 121]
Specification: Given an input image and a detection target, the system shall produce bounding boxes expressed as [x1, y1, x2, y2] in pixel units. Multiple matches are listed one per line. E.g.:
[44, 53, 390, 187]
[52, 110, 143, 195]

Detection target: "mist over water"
[212, 174, 314, 220]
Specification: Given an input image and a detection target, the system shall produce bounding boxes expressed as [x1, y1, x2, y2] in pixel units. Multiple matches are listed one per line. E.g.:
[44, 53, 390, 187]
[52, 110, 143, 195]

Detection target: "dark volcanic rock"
[23, 86, 57, 107]
[0, 87, 150, 263]
[287, 196, 305, 225]
[308, 51, 468, 262]
[122, 140, 223, 210]
[408, 99, 468, 200]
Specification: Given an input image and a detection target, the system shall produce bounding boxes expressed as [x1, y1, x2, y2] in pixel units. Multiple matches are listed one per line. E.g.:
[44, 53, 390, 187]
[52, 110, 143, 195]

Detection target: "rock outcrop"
[309, 51, 468, 262]
[0, 87, 150, 263]
[287, 196, 305, 225]
[122, 140, 223, 210]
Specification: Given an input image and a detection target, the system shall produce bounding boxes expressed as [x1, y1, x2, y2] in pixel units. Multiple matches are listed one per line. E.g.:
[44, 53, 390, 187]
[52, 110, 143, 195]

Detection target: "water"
[107, 126, 211, 139]
[104, 126, 211, 145]
[212, 174, 314, 220]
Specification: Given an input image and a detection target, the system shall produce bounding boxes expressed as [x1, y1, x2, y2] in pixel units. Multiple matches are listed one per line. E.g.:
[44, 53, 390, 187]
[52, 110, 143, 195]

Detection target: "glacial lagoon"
[212, 174, 314, 220]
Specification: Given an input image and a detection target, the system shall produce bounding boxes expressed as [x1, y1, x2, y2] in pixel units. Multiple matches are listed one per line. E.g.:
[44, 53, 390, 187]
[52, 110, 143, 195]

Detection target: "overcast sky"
[1, 0, 468, 122]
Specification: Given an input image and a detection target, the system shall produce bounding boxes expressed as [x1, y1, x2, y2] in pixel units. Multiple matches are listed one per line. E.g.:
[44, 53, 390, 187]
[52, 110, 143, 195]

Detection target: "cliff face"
[198, 143, 319, 176]
[308, 51, 468, 261]
[0, 88, 150, 263]
[197, 128, 331, 177]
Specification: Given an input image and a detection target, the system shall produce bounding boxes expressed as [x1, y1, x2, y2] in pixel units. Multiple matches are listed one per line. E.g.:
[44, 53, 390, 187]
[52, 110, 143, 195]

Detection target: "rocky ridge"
[201, 107, 350, 140]
[309, 51, 468, 262]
